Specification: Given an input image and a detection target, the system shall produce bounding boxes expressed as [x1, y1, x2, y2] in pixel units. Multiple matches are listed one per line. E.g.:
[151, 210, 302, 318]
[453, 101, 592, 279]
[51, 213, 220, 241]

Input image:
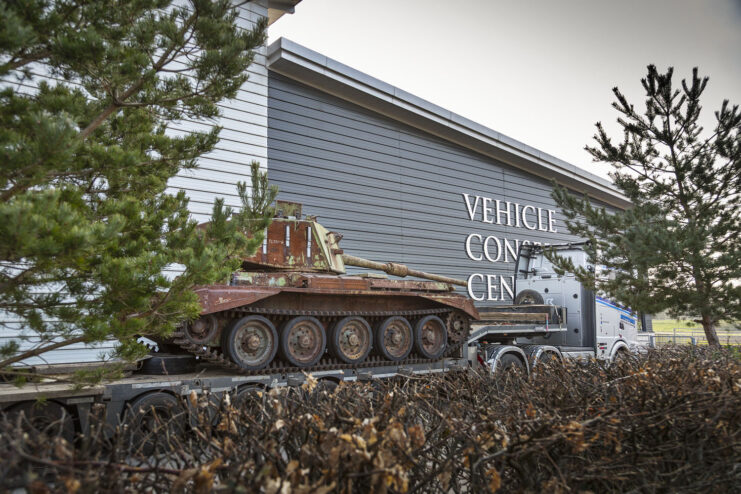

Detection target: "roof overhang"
[267, 0, 302, 26]
[267, 38, 631, 210]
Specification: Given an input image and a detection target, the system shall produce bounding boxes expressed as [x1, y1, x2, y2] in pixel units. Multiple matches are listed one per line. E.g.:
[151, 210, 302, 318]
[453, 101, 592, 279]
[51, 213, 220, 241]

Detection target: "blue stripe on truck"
[620, 314, 636, 325]
[596, 297, 635, 318]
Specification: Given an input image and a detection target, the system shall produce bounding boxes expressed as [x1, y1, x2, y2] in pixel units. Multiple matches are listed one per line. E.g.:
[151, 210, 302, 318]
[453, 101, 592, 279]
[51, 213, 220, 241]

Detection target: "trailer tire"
[515, 289, 544, 305]
[123, 392, 185, 456]
[231, 385, 266, 420]
[5, 400, 75, 442]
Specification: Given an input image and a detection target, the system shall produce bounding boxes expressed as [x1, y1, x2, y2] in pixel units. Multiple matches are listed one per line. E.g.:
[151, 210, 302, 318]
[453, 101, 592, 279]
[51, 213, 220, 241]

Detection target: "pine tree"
[0, 0, 277, 380]
[550, 66, 741, 346]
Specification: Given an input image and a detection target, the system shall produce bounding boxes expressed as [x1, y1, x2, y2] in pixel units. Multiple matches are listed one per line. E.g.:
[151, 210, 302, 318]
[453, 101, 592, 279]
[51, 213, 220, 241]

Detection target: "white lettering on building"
[462, 193, 559, 302]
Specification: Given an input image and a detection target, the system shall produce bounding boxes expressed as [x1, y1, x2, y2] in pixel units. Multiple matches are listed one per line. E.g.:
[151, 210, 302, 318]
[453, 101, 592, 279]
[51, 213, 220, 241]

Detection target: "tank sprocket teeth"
[445, 311, 471, 343]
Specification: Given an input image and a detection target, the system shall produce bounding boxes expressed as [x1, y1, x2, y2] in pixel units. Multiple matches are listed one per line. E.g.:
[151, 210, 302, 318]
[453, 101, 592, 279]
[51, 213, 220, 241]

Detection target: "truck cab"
[514, 242, 638, 361]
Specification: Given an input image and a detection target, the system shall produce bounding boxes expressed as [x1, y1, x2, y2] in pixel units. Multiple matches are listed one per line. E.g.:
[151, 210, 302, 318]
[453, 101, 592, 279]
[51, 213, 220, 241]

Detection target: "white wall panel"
[2, 0, 271, 365]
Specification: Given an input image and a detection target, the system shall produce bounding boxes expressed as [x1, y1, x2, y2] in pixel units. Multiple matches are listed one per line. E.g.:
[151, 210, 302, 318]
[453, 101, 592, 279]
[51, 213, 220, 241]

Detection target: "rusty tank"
[171, 202, 479, 372]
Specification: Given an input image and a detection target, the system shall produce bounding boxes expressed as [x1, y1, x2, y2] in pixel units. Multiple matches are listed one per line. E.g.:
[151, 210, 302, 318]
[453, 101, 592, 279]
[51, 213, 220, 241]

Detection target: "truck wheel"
[5, 400, 75, 442]
[279, 316, 327, 368]
[515, 289, 544, 305]
[375, 316, 413, 361]
[222, 315, 279, 371]
[123, 392, 185, 456]
[495, 354, 526, 374]
[329, 316, 372, 364]
[413, 315, 447, 359]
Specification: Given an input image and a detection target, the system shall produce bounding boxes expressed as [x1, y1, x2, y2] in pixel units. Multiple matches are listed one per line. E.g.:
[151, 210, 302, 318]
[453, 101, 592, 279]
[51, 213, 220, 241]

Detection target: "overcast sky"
[269, 0, 741, 180]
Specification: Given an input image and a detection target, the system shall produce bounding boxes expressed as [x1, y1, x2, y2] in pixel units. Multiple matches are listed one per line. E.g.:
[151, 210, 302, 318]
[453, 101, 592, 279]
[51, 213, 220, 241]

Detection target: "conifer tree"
[551, 66, 740, 346]
[0, 0, 277, 379]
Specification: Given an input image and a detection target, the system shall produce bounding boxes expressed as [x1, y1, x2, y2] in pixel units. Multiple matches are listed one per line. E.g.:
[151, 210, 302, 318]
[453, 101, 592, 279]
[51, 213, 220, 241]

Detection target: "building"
[2, 0, 629, 365]
[265, 39, 628, 305]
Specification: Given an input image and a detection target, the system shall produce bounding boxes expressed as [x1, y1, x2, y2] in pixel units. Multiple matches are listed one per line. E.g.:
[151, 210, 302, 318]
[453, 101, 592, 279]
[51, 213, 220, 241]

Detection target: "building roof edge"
[266, 37, 631, 209]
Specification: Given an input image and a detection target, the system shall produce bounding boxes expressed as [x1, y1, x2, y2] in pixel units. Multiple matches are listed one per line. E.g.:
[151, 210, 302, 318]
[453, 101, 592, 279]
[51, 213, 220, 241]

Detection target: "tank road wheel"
[329, 316, 373, 364]
[222, 315, 279, 371]
[375, 316, 413, 361]
[446, 311, 471, 343]
[413, 315, 448, 359]
[279, 316, 327, 368]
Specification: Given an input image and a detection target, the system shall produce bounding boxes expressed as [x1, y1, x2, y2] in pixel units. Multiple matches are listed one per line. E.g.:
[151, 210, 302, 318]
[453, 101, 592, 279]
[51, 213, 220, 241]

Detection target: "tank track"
[168, 307, 470, 376]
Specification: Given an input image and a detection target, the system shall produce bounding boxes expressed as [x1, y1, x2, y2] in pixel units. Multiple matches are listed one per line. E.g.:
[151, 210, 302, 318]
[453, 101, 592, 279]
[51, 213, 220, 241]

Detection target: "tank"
[168, 202, 479, 372]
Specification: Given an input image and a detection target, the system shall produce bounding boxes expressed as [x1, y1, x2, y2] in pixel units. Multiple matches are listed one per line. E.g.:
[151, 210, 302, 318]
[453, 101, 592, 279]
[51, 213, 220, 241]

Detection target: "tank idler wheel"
[446, 311, 471, 343]
[329, 316, 372, 364]
[222, 315, 279, 371]
[185, 314, 219, 344]
[413, 315, 448, 359]
[375, 316, 413, 361]
[279, 316, 327, 368]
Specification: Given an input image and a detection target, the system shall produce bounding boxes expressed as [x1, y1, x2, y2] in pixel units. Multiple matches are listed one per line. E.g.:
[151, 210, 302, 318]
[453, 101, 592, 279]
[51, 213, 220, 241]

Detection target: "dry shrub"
[1, 346, 739, 493]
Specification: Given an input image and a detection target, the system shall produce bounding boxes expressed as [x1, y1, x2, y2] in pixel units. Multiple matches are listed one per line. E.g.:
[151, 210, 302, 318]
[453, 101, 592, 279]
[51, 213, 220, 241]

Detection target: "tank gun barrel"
[341, 254, 468, 287]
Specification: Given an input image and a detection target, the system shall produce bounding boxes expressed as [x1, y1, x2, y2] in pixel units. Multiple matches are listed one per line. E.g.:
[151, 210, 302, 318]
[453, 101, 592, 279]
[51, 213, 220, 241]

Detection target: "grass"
[651, 319, 741, 347]
[651, 319, 740, 333]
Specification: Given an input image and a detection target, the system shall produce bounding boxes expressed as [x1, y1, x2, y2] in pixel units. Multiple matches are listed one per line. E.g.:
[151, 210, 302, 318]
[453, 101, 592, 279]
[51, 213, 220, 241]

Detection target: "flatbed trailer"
[0, 356, 468, 439]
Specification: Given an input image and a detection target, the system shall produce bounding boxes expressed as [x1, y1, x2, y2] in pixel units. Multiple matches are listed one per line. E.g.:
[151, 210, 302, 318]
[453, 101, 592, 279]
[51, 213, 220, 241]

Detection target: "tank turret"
[173, 202, 478, 373]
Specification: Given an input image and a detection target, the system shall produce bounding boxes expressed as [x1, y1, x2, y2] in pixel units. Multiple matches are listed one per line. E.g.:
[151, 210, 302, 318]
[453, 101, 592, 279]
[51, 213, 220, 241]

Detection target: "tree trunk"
[701, 314, 720, 347]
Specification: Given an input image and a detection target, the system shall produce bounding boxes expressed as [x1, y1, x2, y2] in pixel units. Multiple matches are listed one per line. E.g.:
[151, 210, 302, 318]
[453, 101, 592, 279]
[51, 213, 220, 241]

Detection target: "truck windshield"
[515, 243, 589, 279]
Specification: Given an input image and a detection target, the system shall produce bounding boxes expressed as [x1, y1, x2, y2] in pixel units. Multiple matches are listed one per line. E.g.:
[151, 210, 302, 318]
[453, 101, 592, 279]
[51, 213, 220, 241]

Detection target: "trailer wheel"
[329, 316, 372, 364]
[123, 392, 185, 455]
[232, 385, 266, 420]
[5, 400, 75, 442]
[515, 289, 544, 305]
[413, 315, 447, 359]
[279, 316, 326, 368]
[375, 316, 413, 361]
[222, 315, 279, 371]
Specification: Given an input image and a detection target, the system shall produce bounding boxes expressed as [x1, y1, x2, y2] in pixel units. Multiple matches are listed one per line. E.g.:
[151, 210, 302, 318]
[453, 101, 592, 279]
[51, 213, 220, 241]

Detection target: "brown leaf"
[27, 481, 50, 494]
[53, 437, 73, 461]
[63, 477, 81, 493]
[171, 468, 198, 494]
[486, 467, 502, 492]
[408, 424, 425, 448]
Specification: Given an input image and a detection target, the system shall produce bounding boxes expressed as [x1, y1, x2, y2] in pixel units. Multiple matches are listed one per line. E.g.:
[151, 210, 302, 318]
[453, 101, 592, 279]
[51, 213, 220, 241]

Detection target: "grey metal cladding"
[267, 72, 605, 306]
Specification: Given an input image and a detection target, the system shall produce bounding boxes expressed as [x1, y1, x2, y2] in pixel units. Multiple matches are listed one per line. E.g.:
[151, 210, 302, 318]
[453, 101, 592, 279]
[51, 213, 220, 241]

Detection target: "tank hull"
[167, 278, 478, 373]
[195, 283, 478, 319]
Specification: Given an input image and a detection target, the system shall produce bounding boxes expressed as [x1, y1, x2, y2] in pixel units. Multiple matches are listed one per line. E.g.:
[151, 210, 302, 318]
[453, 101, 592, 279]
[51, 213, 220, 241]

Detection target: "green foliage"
[0, 1, 276, 376]
[550, 66, 741, 345]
